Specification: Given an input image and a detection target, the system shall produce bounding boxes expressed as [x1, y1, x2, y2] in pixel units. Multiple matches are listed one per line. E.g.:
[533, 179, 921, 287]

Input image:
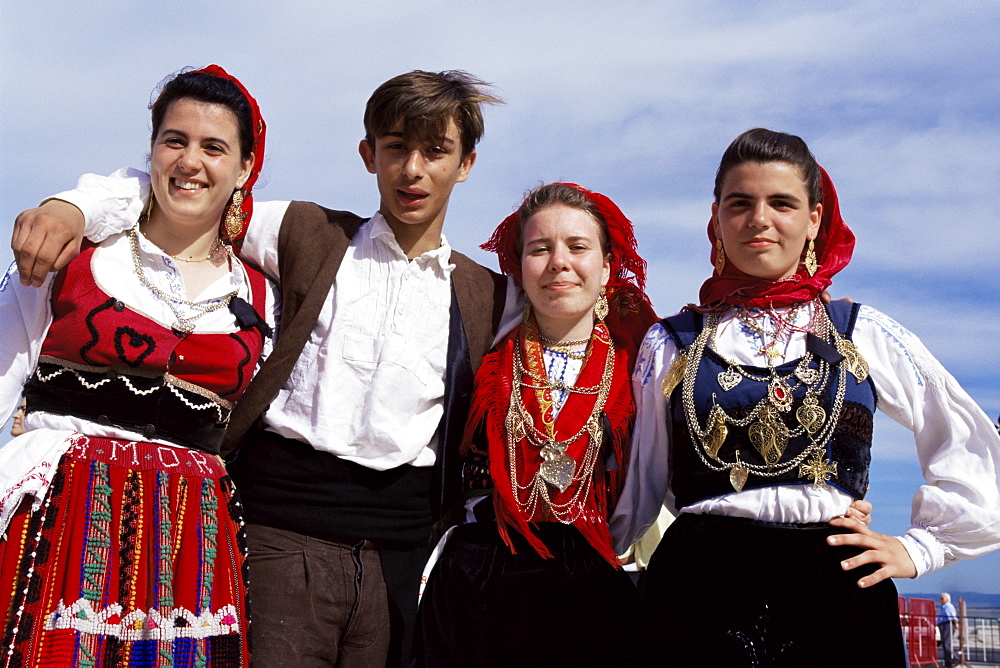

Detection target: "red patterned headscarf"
[697, 166, 854, 309]
[481, 183, 656, 353]
[192, 65, 267, 255]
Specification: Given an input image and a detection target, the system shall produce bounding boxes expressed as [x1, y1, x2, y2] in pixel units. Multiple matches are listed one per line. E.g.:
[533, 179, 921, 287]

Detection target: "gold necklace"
[504, 327, 614, 522]
[677, 305, 850, 492]
[128, 227, 237, 333]
[168, 240, 225, 263]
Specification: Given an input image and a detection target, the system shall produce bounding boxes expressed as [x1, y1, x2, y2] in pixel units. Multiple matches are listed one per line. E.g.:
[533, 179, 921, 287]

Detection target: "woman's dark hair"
[150, 70, 253, 161]
[516, 183, 610, 255]
[713, 128, 822, 207]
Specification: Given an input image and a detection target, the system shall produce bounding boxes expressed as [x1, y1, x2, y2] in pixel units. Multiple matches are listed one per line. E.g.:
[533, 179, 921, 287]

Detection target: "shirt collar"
[367, 211, 454, 275]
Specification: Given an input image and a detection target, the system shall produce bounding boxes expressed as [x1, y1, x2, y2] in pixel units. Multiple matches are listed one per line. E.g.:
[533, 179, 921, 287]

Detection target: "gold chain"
[128, 227, 237, 333]
[505, 328, 615, 523]
[681, 306, 848, 482]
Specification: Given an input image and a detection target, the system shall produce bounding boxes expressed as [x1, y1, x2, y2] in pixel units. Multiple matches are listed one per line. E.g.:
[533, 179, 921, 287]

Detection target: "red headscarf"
[192, 65, 267, 255]
[481, 183, 657, 353]
[697, 166, 854, 309]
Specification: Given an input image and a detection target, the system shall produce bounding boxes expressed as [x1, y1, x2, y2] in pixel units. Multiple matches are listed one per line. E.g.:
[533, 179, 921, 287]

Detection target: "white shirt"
[56, 169, 521, 471]
[610, 302, 1000, 578]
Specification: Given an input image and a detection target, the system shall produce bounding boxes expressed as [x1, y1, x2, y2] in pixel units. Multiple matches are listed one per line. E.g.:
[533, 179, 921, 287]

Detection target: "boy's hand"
[12, 199, 85, 286]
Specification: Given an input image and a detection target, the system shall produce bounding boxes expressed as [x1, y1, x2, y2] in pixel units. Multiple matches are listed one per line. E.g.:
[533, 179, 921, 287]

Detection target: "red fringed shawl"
[463, 317, 635, 567]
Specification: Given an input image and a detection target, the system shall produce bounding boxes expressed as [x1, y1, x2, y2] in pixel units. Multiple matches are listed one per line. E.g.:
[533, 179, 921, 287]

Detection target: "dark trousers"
[245, 523, 429, 668]
[940, 620, 957, 667]
[641, 513, 907, 668]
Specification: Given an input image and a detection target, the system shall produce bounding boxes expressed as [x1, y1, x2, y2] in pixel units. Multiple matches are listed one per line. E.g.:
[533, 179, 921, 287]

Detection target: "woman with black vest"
[612, 129, 1000, 666]
[0, 66, 273, 666]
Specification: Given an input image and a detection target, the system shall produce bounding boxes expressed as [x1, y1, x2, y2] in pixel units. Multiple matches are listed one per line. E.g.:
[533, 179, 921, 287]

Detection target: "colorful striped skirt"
[0, 436, 251, 667]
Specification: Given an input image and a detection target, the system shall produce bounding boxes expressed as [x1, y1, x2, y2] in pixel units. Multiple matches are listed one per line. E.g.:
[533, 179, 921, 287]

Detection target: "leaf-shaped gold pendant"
[749, 408, 789, 466]
[704, 406, 728, 460]
[795, 394, 826, 435]
[836, 338, 869, 383]
[661, 351, 688, 398]
[730, 465, 749, 492]
[508, 413, 526, 443]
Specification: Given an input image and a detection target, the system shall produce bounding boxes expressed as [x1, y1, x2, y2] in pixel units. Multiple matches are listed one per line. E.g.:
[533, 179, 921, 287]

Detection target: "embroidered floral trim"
[43, 600, 240, 640]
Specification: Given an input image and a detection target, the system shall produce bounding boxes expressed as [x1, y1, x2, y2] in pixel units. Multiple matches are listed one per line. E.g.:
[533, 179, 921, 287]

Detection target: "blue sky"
[1, 1, 998, 594]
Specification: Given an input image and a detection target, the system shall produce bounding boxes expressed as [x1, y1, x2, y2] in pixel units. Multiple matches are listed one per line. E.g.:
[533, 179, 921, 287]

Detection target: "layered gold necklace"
[128, 227, 237, 334]
[662, 302, 869, 492]
[504, 321, 614, 524]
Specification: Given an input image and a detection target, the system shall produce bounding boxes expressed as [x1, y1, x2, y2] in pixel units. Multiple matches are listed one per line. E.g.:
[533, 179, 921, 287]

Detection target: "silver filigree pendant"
[539, 453, 576, 493]
[717, 369, 741, 392]
[172, 321, 195, 334]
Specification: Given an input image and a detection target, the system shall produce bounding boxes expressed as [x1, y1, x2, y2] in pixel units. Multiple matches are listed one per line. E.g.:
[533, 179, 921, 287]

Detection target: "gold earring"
[143, 194, 155, 222]
[594, 287, 609, 321]
[522, 294, 532, 323]
[224, 189, 245, 241]
[714, 238, 726, 274]
[804, 239, 818, 277]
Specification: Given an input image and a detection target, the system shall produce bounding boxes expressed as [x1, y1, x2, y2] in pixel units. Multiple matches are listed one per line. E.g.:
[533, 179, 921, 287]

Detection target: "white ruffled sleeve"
[610, 323, 679, 553]
[855, 305, 1000, 576]
[48, 168, 148, 242]
[0, 264, 53, 424]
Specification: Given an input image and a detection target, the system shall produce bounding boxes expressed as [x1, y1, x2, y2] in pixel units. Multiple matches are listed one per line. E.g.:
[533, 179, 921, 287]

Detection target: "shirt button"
[142, 424, 156, 438]
[113, 301, 126, 312]
[97, 415, 111, 426]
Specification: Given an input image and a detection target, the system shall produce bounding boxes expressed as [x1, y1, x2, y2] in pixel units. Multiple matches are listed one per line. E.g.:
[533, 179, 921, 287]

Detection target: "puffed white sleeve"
[610, 323, 679, 553]
[0, 264, 53, 424]
[48, 168, 149, 241]
[854, 305, 1000, 576]
[50, 169, 290, 280]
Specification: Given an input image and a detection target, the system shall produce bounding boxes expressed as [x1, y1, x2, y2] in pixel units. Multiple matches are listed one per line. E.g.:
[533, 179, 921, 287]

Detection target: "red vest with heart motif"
[40, 245, 267, 401]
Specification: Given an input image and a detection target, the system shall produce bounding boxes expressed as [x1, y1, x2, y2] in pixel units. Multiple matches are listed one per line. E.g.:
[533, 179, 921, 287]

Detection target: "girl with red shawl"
[415, 183, 657, 666]
[611, 129, 1000, 666]
[0, 66, 273, 666]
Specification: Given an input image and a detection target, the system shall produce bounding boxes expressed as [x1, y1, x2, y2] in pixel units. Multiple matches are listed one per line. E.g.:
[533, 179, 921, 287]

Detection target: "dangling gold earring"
[522, 294, 532, 323]
[594, 287, 609, 322]
[142, 194, 155, 222]
[804, 239, 818, 277]
[224, 189, 245, 241]
[714, 238, 726, 274]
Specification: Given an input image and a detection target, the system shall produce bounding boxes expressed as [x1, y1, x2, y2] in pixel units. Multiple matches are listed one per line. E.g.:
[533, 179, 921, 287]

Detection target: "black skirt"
[640, 513, 907, 667]
[415, 521, 640, 667]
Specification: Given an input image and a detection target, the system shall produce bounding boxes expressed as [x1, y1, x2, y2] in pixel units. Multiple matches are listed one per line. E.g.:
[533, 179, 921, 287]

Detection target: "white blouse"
[609, 302, 1000, 578]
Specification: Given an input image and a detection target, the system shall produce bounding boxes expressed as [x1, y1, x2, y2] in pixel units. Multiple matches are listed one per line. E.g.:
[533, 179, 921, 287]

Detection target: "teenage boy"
[12, 70, 511, 668]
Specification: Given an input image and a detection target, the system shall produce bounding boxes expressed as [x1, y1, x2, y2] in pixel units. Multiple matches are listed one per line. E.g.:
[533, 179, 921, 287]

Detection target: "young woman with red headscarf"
[611, 129, 1000, 666]
[0, 66, 274, 666]
[415, 183, 657, 666]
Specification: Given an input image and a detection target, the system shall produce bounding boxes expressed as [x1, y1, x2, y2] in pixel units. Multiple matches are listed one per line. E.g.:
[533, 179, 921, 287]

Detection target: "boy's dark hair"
[363, 70, 503, 159]
[150, 70, 254, 162]
[714, 128, 822, 207]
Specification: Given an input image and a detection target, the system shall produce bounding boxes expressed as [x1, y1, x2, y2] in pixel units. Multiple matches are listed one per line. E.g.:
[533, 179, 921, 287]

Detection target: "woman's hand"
[827, 507, 917, 587]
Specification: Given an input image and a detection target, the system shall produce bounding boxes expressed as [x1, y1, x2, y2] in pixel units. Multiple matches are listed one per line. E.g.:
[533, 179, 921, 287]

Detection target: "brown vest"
[222, 201, 507, 466]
